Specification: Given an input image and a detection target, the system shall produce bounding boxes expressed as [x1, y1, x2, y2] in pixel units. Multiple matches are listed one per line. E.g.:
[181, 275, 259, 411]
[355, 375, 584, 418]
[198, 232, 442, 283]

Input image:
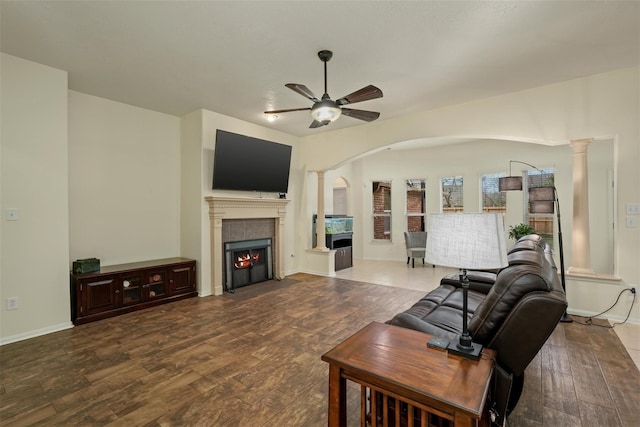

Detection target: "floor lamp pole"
[555, 188, 573, 323]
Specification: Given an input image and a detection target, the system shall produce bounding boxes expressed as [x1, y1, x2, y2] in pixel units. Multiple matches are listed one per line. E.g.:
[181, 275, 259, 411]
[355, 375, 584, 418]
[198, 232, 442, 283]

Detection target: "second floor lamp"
[498, 160, 572, 323]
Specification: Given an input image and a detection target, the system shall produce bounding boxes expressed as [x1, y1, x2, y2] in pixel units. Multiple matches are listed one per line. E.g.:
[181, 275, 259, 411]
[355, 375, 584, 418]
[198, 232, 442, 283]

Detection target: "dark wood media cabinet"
[71, 257, 197, 325]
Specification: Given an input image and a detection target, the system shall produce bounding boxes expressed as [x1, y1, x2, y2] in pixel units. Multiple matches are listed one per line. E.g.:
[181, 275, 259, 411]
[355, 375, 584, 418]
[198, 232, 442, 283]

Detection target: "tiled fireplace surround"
[205, 197, 289, 296]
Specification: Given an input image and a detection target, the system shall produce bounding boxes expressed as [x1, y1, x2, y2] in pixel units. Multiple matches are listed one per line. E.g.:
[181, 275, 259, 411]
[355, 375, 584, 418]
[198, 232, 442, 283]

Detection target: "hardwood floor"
[1, 273, 639, 426]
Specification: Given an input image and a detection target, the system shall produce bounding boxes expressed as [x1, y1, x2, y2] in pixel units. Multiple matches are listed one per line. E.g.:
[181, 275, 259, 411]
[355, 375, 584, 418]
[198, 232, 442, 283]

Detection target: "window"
[441, 176, 463, 213]
[525, 168, 555, 246]
[372, 181, 392, 240]
[481, 172, 506, 213]
[406, 179, 426, 232]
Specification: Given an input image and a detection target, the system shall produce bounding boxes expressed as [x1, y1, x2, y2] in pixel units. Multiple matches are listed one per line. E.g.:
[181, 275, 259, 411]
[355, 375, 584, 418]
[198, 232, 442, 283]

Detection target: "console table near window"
[321, 322, 495, 427]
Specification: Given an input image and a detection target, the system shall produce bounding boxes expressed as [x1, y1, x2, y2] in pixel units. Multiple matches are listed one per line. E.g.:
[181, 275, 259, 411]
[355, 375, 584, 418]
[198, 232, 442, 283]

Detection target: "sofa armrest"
[485, 291, 566, 375]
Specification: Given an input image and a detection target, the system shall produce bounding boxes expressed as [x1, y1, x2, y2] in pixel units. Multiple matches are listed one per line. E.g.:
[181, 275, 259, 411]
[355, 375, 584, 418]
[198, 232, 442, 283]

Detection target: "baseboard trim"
[567, 308, 639, 325]
[0, 321, 74, 346]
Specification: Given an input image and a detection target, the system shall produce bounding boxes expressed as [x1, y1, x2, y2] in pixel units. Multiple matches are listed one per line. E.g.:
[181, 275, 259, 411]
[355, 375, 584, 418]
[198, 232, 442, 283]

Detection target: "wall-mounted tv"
[212, 130, 292, 193]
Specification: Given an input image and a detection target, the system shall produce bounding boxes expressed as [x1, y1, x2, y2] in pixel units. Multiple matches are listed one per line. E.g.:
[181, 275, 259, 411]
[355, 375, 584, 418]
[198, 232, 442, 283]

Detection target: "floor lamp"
[498, 161, 573, 323]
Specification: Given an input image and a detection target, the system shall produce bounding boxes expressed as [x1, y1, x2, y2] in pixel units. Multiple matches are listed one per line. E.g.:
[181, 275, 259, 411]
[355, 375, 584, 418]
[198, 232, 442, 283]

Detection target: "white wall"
[68, 91, 181, 265]
[180, 110, 204, 288]
[1, 54, 71, 342]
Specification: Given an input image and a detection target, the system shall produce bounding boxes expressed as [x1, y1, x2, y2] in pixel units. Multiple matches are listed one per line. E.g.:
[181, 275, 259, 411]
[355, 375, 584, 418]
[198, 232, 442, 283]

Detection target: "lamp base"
[447, 339, 483, 361]
[560, 312, 573, 323]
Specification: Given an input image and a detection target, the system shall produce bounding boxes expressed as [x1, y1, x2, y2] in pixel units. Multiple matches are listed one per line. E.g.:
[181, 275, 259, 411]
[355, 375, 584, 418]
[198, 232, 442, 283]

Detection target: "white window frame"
[405, 179, 426, 232]
[480, 172, 507, 213]
[372, 180, 392, 241]
[441, 175, 464, 213]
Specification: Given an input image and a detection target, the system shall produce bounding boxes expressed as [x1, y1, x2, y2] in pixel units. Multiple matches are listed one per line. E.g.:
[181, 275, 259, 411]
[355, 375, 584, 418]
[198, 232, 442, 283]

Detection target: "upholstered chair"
[404, 231, 434, 268]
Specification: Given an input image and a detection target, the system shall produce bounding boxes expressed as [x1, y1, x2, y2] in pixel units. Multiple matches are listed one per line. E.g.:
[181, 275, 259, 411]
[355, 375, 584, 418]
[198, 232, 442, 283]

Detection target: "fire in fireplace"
[224, 238, 273, 292]
[234, 252, 261, 269]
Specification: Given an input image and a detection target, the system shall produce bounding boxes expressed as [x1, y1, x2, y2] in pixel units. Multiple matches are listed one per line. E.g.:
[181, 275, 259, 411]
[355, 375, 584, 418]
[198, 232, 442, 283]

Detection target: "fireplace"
[205, 197, 289, 296]
[224, 238, 273, 291]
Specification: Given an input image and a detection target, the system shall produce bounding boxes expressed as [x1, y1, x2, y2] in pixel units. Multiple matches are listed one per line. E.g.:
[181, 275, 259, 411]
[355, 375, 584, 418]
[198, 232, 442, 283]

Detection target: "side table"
[321, 322, 495, 427]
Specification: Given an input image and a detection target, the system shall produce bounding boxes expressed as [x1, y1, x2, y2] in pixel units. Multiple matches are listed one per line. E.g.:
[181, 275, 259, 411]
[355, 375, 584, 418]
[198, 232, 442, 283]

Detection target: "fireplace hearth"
[224, 238, 273, 292]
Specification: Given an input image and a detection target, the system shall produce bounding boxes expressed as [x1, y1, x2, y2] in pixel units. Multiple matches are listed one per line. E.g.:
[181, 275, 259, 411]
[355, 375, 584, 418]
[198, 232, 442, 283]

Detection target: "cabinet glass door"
[121, 274, 142, 305]
[147, 270, 167, 299]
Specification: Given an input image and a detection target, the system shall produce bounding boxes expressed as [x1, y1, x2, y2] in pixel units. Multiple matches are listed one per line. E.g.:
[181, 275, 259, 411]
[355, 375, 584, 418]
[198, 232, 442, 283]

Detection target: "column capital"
[570, 138, 593, 154]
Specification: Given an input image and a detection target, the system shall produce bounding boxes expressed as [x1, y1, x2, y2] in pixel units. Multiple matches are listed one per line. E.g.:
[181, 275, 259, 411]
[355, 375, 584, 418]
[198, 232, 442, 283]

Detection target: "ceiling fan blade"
[309, 120, 330, 128]
[285, 84, 320, 102]
[264, 107, 311, 114]
[336, 85, 383, 105]
[340, 108, 380, 122]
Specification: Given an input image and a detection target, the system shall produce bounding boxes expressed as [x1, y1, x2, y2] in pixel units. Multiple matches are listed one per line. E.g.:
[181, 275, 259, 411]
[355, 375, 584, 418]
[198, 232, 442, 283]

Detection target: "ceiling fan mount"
[317, 49, 333, 63]
[264, 50, 383, 128]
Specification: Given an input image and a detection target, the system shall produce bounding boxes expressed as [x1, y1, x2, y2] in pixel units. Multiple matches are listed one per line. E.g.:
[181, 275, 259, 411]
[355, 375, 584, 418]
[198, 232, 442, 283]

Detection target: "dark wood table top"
[321, 321, 495, 419]
[72, 257, 195, 277]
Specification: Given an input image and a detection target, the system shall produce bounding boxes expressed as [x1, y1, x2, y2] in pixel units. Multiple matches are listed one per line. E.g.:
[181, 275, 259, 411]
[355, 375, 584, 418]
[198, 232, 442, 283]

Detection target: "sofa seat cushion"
[388, 285, 486, 341]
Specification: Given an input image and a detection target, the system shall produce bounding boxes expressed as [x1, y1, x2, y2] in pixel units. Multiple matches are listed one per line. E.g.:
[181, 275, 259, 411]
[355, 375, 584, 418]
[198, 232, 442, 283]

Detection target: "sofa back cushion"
[508, 239, 544, 254]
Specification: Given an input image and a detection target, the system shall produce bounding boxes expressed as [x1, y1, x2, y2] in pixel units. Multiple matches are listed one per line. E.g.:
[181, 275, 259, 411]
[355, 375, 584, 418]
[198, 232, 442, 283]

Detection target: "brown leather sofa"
[388, 234, 567, 424]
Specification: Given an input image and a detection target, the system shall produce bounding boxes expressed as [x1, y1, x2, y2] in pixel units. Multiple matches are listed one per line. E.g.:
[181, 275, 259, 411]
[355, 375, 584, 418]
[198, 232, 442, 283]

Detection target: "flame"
[234, 252, 261, 269]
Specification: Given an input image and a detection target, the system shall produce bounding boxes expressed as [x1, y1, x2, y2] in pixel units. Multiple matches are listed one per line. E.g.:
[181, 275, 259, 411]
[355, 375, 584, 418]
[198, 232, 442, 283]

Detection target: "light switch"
[626, 203, 640, 215]
[627, 216, 639, 228]
[6, 209, 18, 221]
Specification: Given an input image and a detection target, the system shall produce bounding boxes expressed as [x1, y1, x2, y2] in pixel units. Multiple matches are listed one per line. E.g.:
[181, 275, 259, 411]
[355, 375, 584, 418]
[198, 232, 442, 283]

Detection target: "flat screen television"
[212, 130, 292, 193]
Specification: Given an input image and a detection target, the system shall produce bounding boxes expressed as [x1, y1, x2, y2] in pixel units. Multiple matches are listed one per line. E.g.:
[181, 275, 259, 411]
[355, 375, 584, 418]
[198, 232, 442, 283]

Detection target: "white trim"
[0, 322, 74, 346]
[567, 308, 639, 325]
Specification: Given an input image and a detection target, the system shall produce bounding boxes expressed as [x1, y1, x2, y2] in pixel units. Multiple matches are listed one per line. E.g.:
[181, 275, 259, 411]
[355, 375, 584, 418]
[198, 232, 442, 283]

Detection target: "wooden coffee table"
[321, 322, 495, 427]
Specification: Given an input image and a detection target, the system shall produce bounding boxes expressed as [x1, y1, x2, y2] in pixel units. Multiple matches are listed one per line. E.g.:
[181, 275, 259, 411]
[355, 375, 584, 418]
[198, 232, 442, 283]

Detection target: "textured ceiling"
[1, 0, 638, 137]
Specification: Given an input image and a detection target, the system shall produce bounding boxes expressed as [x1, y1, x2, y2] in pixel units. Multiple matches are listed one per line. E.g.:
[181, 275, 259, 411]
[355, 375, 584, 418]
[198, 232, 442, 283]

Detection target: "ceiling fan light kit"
[264, 50, 383, 128]
[310, 99, 341, 123]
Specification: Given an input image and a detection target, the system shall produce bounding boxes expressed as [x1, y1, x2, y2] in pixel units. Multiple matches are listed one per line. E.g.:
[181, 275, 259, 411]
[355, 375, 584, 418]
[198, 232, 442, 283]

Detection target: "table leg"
[328, 364, 347, 426]
[453, 412, 475, 427]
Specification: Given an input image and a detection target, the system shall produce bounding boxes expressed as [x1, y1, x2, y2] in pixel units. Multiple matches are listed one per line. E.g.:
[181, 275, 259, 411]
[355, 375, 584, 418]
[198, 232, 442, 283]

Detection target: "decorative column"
[567, 138, 595, 276]
[315, 170, 329, 251]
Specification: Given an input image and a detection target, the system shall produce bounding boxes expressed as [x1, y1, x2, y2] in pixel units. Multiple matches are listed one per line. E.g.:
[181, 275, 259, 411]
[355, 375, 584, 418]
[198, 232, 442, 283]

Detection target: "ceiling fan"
[264, 50, 383, 129]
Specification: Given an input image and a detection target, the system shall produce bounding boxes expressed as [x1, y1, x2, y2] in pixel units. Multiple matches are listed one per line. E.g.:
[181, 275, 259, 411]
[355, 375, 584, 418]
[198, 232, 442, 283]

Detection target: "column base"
[567, 266, 596, 277]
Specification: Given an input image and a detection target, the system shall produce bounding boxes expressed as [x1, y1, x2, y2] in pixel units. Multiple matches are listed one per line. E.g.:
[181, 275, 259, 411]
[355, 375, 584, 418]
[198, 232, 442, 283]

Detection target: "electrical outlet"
[630, 286, 638, 302]
[6, 209, 18, 221]
[7, 297, 18, 310]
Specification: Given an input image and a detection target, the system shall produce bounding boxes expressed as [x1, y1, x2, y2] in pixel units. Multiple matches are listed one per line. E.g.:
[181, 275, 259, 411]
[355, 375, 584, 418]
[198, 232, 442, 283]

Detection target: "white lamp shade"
[425, 213, 508, 270]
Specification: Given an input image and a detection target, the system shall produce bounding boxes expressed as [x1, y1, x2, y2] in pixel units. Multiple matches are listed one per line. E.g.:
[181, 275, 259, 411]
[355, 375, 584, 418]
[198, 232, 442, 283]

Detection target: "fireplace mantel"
[205, 196, 289, 295]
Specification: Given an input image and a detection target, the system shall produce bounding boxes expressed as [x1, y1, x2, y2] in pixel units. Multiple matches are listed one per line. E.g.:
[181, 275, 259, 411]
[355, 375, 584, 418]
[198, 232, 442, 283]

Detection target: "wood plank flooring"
[1, 273, 639, 426]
